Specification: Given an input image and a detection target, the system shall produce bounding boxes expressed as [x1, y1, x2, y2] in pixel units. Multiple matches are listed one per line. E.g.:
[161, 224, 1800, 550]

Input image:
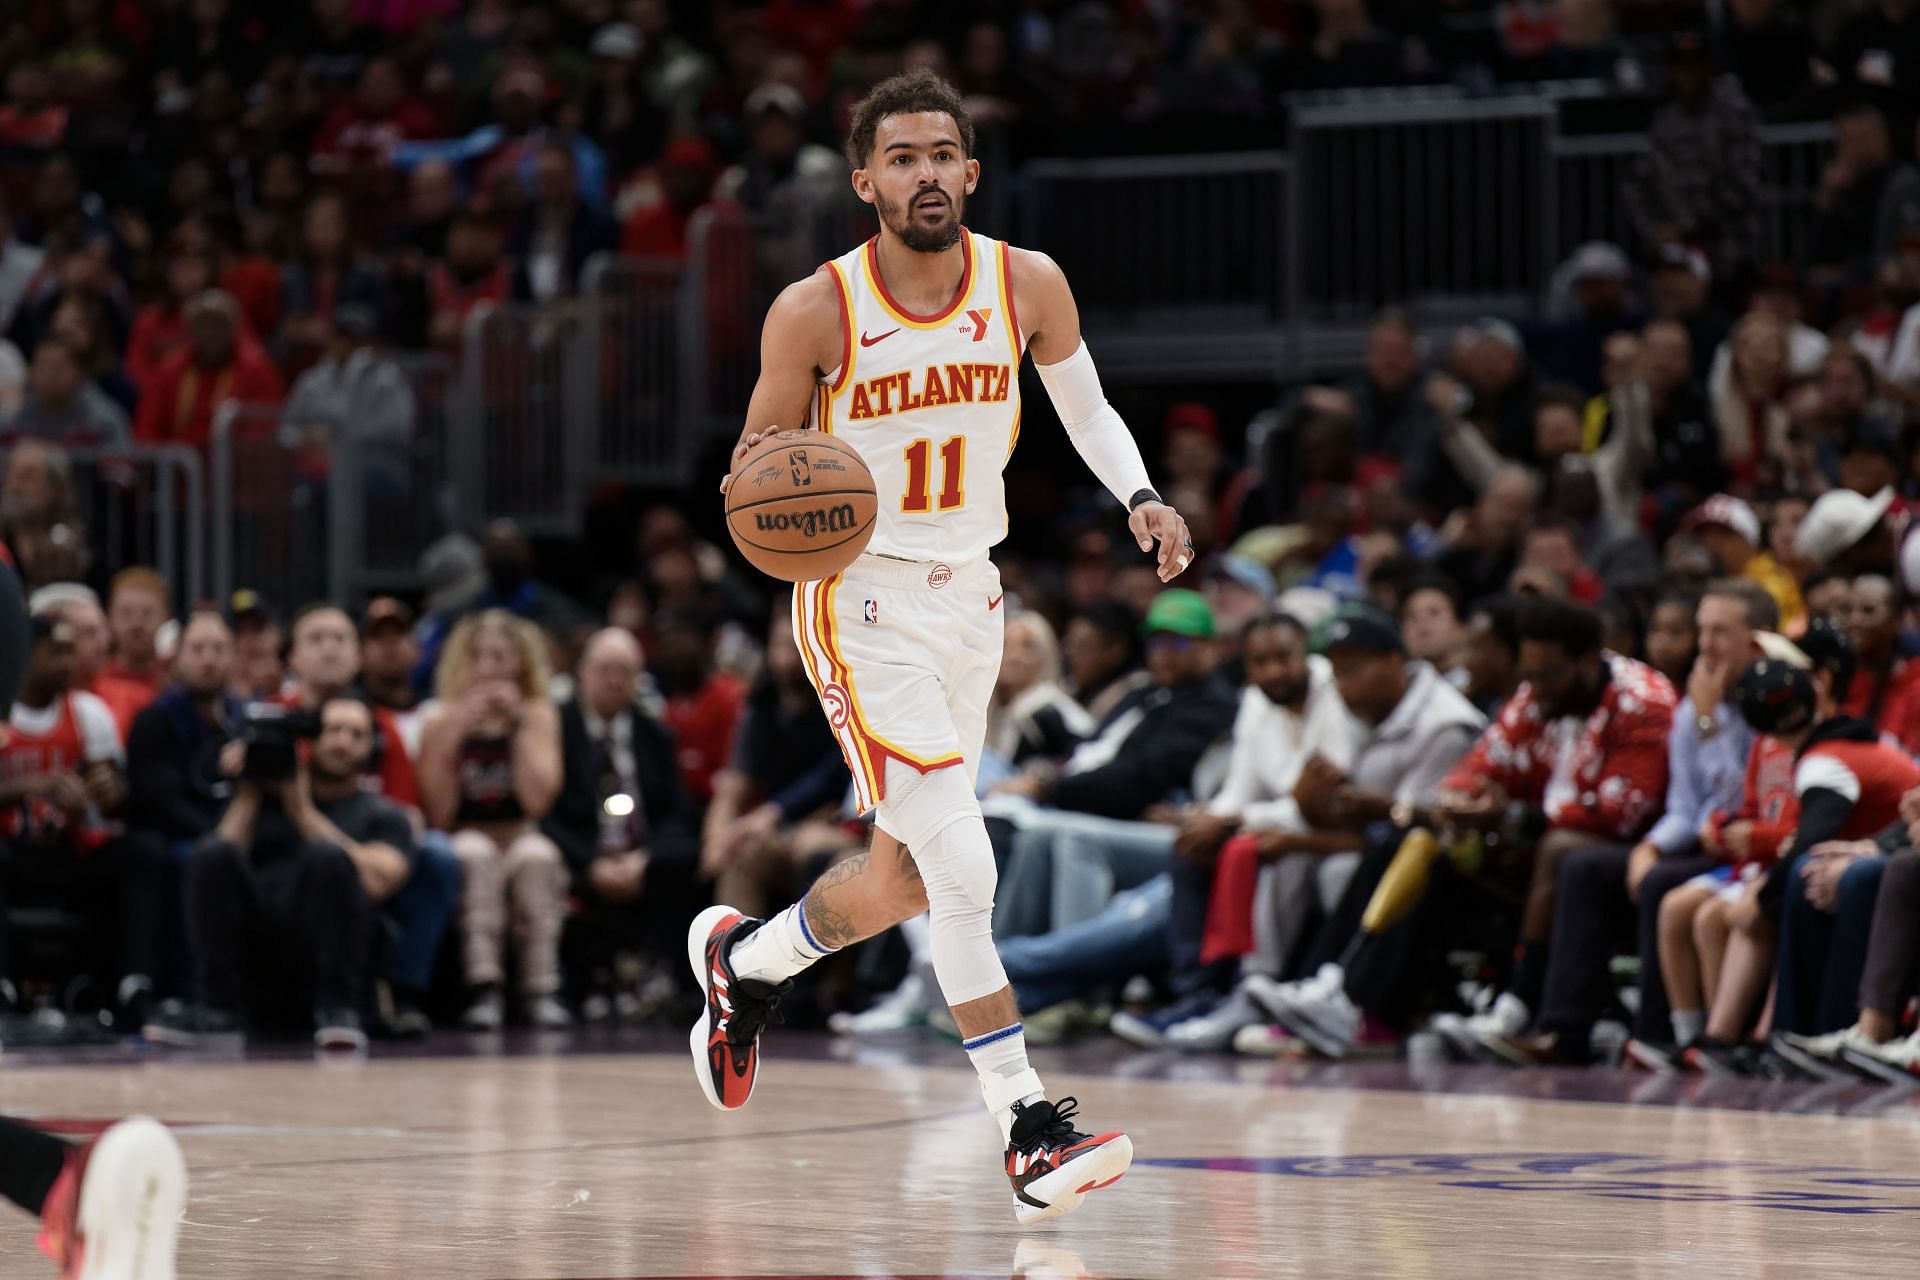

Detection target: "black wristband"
[1127, 488, 1162, 512]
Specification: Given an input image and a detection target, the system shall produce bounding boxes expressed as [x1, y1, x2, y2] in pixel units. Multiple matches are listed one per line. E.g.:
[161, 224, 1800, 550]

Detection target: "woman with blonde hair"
[986, 611, 1092, 767]
[420, 609, 569, 1029]
[1710, 311, 1793, 491]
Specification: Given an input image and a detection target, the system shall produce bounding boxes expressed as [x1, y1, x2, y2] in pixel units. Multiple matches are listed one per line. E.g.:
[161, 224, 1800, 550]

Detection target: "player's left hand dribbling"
[1129, 501, 1192, 582]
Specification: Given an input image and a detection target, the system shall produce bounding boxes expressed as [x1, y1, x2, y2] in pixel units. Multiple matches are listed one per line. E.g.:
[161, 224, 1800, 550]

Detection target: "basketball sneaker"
[1835, 1029, 1920, 1084]
[37, 1116, 187, 1280]
[688, 904, 790, 1111]
[1004, 1097, 1133, 1226]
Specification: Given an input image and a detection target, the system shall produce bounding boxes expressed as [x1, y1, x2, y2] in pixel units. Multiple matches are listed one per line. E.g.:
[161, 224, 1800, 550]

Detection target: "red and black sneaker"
[1004, 1096, 1134, 1226]
[38, 1116, 187, 1279]
[688, 904, 791, 1112]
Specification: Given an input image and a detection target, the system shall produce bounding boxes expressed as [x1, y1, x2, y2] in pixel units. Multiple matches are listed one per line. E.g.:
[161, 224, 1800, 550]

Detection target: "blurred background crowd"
[7, 0, 1920, 1080]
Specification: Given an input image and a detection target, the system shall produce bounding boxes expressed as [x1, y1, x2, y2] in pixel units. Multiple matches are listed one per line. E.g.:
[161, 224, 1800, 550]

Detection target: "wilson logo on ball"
[752, 503, 860, 539]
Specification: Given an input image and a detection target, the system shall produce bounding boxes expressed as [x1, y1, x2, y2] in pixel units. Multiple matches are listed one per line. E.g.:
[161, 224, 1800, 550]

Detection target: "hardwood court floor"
[2, 1031, 1919, 1278]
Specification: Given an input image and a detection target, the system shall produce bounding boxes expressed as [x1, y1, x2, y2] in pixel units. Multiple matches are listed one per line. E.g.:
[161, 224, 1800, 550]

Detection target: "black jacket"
[126, 686, 243, 842]
[1049, 673, 1238, 819]
[543, 698, 698, 881]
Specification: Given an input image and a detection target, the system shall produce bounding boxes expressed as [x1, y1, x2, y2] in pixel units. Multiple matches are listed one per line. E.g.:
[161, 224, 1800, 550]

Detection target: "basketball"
[724, 429, 878, 581]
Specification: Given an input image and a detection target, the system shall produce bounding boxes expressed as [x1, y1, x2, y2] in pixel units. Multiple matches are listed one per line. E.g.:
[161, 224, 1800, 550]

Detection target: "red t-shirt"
[663, 673, 745, 803]
[85, 673, 154, 744]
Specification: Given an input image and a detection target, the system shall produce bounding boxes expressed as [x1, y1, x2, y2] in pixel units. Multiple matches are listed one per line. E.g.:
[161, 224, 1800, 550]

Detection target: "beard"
[876, 185, 964, 253]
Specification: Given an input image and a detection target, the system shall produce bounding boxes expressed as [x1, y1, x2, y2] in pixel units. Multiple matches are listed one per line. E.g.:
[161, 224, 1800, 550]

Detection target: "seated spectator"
[1840, 572, 1920, 751]
[985, 612, 1092, 770]
[1060, 601, 1150, 724]
[356, 597, 424, 756]
[1683, 494, 1807, 633]
[1807, 101, 1920, 278]
[226, 591, 284, 701]
[1511, 514, 1604, 604]
[411, 519, 591, 691]
[422, 209, 510, 349]
[1708, 311, 1791, 494]
[148, 696, 414, 1051]
[1461, 596, 1522, 716]
[1, 336, 128, 445]
[1341, 309, 1445, 502]
[545, 628, 700, 1017]
[1795, 486, 1900, 578]
[716, 83, 843, 285]
[28, 582, 148, 740]
[133, 290, 284, 446]
[1723, 648, 1920, 1047]
[619, 137, 721, 263]
[991, 590, 1237, 938]
[1171, 608, 1485, 1053]
[278, 190, 389, 374]
[102, 567, 171, 699]
[652, 609, 746, 808]
[280, 302, 415, 491]
[1260, 599, 1674, 1059]
[1433, 465, 1538, 604]
[1624, 32, 1761, 275]
[310, 56, 440, 186]
[1642, 590, 1701, 691]
[419, 610, 568, 1030]
[1396, 575, 1466, 684]
[1490, 580, 1778, 1065]
[700, 612, 851, 918]
[124, 240, 215, 393]
[511, 142, 618, 304]
[0, 615, 161, 1024]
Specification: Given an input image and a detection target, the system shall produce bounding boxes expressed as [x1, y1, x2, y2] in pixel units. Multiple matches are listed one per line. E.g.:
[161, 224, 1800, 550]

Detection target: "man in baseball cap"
[1683, 494, 1806, 630]
[1795, 486, 1898, 576]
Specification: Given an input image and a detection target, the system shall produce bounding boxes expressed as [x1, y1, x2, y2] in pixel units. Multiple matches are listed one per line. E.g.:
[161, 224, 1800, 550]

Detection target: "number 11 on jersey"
[902, 435, 966, 513]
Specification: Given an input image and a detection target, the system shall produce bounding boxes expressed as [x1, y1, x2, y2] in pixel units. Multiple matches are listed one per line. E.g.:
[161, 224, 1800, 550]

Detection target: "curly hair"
[434, 608, 552, 703]
[844, 68, 975, 170]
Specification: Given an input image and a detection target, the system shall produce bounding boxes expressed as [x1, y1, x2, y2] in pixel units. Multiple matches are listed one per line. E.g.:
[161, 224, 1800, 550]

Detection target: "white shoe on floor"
[1837, 1028, 1920, 1083]
[46, 1116, 188, 1280]
[1246, 972, 1360, 1058]
[1231, 1022, 1307, 1057]
[1163, 987, 1260, 1053]
[1446, 992, 1528, 1060]
[461, 989, 504, 1031]
[526, 994, 572, 1029]
[829, 969, 934, 1036]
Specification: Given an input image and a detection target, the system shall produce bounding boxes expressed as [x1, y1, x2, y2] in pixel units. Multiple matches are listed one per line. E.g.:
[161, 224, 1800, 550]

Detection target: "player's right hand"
[718, 431, 766, 495]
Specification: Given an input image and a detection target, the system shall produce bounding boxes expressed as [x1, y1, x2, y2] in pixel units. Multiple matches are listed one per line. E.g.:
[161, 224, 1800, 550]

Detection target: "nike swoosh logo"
[860, 328, 900, 347]
[987, 594, 1004, 610]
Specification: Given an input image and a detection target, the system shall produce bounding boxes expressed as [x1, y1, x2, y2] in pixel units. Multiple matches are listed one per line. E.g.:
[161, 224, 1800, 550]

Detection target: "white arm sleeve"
[1036, 339, 1154, 508]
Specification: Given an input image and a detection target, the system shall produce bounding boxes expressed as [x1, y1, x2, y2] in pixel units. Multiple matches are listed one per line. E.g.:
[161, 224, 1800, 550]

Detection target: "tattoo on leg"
[804, 851, 869, 949]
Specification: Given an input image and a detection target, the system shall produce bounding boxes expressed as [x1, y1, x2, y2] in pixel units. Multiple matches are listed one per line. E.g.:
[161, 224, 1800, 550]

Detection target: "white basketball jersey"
[811, 229, 1022, 564]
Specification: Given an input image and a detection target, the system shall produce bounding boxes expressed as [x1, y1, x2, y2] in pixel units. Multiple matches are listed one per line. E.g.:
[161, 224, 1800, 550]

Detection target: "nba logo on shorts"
[863, 599, 878, 625]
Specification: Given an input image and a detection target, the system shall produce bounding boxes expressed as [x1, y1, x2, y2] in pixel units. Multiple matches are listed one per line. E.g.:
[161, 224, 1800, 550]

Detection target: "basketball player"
[0, 560, 188, 1278]
[692, 69, 1191, 1225]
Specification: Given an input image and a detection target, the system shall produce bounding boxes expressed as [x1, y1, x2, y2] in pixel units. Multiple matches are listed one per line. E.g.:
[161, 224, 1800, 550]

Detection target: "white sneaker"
[526, 994, 572, 1029]
[1163, 987, 1260, 1053]
[829, 969, 934, 1036]
[1463, 992, 1531, 1059]
[1231, 1022, 1306, 1057]
[462, 989, 504, 1031]
[1778, 1025, 1871, 1063]
[1246, 972, 1360, 1058]
[55, 1116, 188, 1280]
[1838, 1029, 1920, 1084]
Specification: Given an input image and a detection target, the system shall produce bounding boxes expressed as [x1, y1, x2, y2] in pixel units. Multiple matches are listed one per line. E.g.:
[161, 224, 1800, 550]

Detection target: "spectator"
[278, 190, 389, 370]
[652, 609, 746, 807]
[1708, 311, 1791, 494]
[1641, 591, 1700, 691]
[1, 336, 127, 445]
[1840, 573, 1920, 750]
[124, 240, 216, 393]
[0, 615, 161, 1024]
[280, 302, 415, 483]
[282, 603, 417, 808]
[545, 627, 699, 1017]
[1410, 598, 1676, 1056]
[1682, 494, 1807, 633]
[133, 290, 284, 447]
[418, 609, 568, 1030]
[1645, 250, 1727, 385]
[1339, 309, 1445, 504]
[511, 141, 618, 303]
[617, 137, 722, 263]
[1795, 485, 1899, 577]
[356, 597, 423, 754]
[421, 209, 510, 349]
[718, 83, 843, 285]
[1461, 596, 1522, 716]
[992, 590, 1238, 935]
[699, 606, 851, 931]
[227, 592, 285, 702]
[1821, 0, 1920, 137]
[126, 610, 240, 846]
[411, 519, 590, 690]
[1458, 318, 1539, 463]
[1778, 837, 1920, 1074]
[30, 582, 148, 740]
[1807, 102, 1920, 277]
[1625, 32, 1762, 275]
[581, 24, 666, 176]
[148, 695, 413, 1050]
[102, 567, 171, 699]
[1434, 464, 1538, 603]
[986, 612, 1093, 769]
[1535, 242, 1642, 395]
[310, 56, 439, 184]
[1493, 579, 1778, 1064]
[1396, 575, 1465, 680]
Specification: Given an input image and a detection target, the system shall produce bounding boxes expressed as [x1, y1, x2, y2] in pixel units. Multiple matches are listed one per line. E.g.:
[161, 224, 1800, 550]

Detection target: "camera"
[239, 704, 322, 783]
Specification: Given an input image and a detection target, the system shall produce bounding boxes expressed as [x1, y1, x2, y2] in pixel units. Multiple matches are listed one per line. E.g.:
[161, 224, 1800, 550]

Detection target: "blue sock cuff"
[962, 1023, 1024, 1052]
[794, 895, 834, 956]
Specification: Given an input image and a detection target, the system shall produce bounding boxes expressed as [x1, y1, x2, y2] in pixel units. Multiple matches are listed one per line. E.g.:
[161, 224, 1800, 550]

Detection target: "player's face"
[858, 112, 978, 254]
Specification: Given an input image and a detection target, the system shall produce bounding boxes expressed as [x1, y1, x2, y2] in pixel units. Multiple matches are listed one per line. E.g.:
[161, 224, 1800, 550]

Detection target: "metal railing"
[48, 444, 205, 613]
[211, 402, 338, 608]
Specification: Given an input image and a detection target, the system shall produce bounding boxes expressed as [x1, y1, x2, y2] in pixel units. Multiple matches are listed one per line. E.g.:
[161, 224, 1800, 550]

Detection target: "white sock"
[1671, 1008, 1705, 1045]
[728, 897, 836, 985]
[963, 1022, 1046, 1144]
